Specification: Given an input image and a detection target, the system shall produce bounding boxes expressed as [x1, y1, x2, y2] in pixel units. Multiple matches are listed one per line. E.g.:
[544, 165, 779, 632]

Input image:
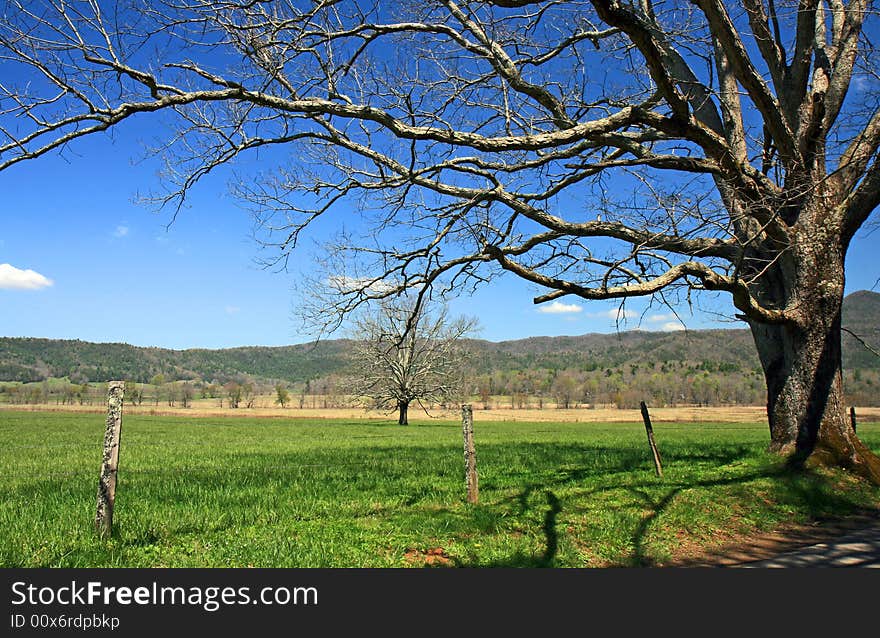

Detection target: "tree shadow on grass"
[462, 444, 756, 566]
[577, 463, 875, 567]
[463, 451, 877, 568]
[111, 442, 762, 566]
[14, 437, 875, 567]
[465, 490, 564, 568]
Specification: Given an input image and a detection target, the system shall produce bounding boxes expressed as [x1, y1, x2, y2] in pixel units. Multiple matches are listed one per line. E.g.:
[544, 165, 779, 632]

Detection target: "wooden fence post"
[95, 381, 125, 538]
[462, 404, 479, 504]
[850, 406, 857, 433]
[640, 401, 663, 478]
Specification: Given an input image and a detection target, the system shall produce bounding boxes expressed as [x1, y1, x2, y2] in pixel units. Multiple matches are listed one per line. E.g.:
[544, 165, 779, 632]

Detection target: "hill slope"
[0, 338, 353, 384]
[0, 291, 877, 385]
[842, 290, 880, 369]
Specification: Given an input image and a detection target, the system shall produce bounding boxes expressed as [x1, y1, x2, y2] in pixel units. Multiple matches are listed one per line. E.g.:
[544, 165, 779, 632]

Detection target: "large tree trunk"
[398, 400, 409, 426]
[748, 232, 880, 484]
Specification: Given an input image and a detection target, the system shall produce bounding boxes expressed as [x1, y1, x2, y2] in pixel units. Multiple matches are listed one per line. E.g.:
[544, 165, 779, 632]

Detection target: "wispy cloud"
[660, 321, 686, 331]
[113, 225, 129, 238]
[852, 74, 871, 94]
[0, 263, 54, 290]
[590, 308, 637, 320]
[647, 313, 678, 323]
[536, 301, 583, 314]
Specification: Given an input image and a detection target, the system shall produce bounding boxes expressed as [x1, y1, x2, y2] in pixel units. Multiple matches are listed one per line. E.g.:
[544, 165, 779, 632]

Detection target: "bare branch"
[484, 244, 791, 324]
[692, 0, 798, 164]
[0, 0, 875, 338]
[344, 298, 476, 422]
[842, 327, 880, 359]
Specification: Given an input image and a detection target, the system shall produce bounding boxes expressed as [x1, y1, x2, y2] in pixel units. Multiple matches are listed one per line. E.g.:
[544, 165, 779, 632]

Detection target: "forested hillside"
[1, 291, 877, 407]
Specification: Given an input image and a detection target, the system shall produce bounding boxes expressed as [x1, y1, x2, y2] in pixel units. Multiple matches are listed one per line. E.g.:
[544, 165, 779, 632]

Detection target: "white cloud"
[590, 308, 637, 320]
[537, 301, 583, 314]
[660, 321, 686, 331]
[647, 313, 678, 323]
[113, 225, 129, 238]
[225, 306, 241, 315]
[852, 75, 870, 94]
[0, 263, 54, 290]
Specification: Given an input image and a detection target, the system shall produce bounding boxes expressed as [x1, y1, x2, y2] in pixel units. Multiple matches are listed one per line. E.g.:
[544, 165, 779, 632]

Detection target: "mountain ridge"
[1, 291, 877, 385]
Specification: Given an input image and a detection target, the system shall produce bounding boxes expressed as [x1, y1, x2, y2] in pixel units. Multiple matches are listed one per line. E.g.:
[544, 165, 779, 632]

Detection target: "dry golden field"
[2, 398, 878, 424]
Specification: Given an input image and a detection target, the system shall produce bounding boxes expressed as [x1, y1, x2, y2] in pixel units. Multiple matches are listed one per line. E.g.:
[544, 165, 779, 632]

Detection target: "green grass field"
[1, 410, 878, 567]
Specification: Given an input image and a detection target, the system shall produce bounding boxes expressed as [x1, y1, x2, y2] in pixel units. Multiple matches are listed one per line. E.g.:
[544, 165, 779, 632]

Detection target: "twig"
[842, 327, 880, 359]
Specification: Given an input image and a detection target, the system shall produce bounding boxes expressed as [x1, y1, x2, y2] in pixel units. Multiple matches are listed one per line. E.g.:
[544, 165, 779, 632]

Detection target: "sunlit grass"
[1, 411, 878, 567]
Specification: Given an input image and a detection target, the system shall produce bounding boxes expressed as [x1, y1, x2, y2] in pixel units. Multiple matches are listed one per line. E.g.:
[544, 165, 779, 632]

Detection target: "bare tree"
[1, 1, 879, 479]
[225, 382, 242, 409]
[242, 381, 256, 408]
[180, 382, 194, 408]
[551, 371, 579, 409]
[150, 374, 164, 407]
[346, 300, 476, 424]
[124, 381, 143, 407]
[275, 383, 291, 408]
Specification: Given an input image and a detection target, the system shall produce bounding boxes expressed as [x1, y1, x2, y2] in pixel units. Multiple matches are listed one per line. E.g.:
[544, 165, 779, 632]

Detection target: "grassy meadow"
[1, 410, 879, 567]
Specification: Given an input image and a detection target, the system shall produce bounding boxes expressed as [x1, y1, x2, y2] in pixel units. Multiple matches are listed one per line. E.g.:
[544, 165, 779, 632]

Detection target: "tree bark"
[398, 400, 409, 426]
[748, 229, 880, 484]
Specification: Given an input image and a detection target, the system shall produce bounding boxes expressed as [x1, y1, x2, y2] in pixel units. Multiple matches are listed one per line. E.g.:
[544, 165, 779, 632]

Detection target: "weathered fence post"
[640, 401, 663, 478]
[850, 406, 857, 433]
[95, 381, 125, 538]
[462, 404, 479, 504]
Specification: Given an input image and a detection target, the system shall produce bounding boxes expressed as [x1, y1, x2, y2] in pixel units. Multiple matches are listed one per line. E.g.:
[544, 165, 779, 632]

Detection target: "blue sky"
[1, 119, 878, 350]
[1, 4, 878, 351]
[1, 125, 878, 351]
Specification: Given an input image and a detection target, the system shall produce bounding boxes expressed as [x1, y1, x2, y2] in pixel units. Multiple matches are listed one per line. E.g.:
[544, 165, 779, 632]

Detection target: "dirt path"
[740, 523, 880, 567]
[669, 511, 880, 567]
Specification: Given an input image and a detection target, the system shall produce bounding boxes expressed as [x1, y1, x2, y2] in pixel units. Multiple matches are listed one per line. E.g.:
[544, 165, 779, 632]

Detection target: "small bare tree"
[275, 383, 291, 408]
[225, 382, 242, 409]
[347, 300, 476, 425]
[180, 382, 194, 408]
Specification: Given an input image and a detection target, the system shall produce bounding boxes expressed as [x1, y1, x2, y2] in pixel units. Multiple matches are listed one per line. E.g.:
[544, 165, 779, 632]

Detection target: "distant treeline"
[3, 363, 878, 408]
[1, 291, 877, 407]
[0, 338, 351, 385]
[1, 328, 875, 387]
